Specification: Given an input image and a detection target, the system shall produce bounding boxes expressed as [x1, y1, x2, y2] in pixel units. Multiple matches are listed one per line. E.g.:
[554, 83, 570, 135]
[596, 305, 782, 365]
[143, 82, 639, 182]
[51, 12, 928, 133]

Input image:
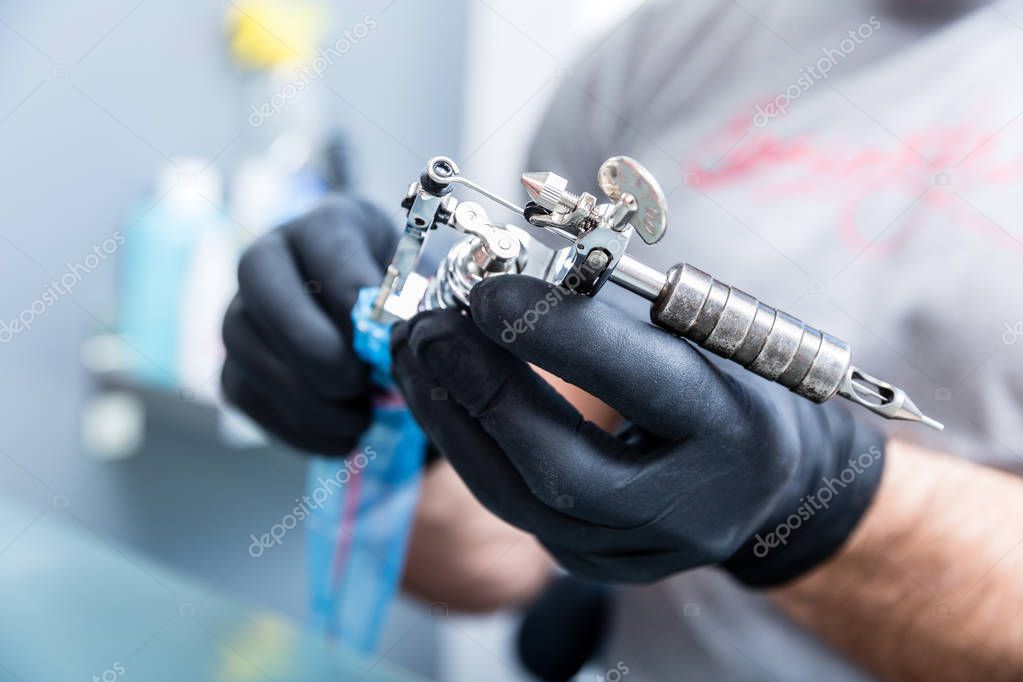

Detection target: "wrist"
[724, 408, 887, 586]
[773, 439, 923, 605]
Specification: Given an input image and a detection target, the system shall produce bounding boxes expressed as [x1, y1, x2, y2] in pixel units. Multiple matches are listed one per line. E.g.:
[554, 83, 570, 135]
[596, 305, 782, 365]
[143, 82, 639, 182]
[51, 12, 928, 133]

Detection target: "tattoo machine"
[373, 154, 943, 430]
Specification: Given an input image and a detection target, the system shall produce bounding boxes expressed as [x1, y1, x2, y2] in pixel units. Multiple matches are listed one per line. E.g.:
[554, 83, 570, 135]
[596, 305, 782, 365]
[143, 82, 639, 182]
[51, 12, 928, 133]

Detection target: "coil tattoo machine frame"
[372, 155, 943, 430]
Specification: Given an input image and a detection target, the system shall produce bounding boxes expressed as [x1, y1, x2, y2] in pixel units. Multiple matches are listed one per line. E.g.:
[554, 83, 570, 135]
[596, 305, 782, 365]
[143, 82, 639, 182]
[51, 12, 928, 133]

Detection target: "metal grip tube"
[650, 263, 851, 402]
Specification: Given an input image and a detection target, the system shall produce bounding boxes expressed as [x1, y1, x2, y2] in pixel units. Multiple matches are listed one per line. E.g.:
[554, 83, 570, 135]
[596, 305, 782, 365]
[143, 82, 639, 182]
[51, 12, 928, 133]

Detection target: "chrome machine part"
[521, 171, 626, 293]
[650, 263, 852, 403]
[838, 368, 945, 431]
[374, 154, 942, 430]
[424, 202, 523, 310]
[376, 156, 573, 321]
[609, 255, 667, 299]
[643, 264, 939, 428]
[596, 156, 667, 244]
[371, 156, 461, 322]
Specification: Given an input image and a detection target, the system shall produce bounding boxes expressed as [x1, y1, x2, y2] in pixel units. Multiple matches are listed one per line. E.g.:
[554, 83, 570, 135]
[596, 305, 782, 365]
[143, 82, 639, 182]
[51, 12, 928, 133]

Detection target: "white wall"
[458, 0, 645, 197]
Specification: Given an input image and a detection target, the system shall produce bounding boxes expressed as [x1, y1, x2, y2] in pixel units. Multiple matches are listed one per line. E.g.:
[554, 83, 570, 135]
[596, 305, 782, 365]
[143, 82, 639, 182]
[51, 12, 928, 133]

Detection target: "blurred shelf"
[80, 333, 267, 459]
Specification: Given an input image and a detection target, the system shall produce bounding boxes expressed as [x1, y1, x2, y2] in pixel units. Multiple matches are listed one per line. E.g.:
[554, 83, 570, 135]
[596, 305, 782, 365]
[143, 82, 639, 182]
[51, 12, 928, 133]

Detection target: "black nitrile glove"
[391, 276, 886, 586]
[221, 195, 398, 455]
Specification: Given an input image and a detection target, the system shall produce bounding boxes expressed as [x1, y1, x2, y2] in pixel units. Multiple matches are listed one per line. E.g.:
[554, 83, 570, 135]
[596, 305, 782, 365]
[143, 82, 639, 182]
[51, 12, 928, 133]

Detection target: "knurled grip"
[650, 263, 851, 402]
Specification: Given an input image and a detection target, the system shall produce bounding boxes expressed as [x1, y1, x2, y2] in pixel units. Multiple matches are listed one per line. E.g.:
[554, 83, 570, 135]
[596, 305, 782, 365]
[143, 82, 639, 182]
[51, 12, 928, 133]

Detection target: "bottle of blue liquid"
[306, 288, 426, 653]
[119, 161, 232, 389]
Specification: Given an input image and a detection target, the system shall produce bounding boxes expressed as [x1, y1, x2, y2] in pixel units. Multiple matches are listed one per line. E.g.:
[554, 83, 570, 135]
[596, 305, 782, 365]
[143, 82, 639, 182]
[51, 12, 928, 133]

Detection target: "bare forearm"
[402, 459, 554, 612]
[775, 440, 1023, 681]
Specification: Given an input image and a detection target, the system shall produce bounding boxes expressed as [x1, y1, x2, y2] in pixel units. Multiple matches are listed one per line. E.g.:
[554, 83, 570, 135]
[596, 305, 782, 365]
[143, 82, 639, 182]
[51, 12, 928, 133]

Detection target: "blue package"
[306, 288, 426, 653]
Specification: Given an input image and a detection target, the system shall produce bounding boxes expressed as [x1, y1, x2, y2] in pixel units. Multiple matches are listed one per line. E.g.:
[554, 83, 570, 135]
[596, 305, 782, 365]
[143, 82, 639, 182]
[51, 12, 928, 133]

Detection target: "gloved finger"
[391, 319, 584, 537]
[221, 358, 366, 455]
[236, 229, 369, 400]
[395, 316, 684, 550]
[221, 355, 372, 454]
[221, 306, 373, 455]
[284, 196, 397, 322]
[222, 296, 372, 432]
[545, 545, 682, 584]
[222, 296, 305, 393]
[468, 276, 741, 440]
[398, 309, 652, 528]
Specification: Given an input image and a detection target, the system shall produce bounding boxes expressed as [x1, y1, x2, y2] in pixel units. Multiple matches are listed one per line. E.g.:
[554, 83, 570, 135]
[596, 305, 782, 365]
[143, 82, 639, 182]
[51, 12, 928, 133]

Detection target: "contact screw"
[520, 171, 580, 213]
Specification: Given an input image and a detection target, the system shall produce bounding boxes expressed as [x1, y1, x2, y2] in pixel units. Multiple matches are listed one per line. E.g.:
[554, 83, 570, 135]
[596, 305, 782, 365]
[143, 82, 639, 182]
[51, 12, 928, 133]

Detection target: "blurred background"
[0, 1, 640, 680]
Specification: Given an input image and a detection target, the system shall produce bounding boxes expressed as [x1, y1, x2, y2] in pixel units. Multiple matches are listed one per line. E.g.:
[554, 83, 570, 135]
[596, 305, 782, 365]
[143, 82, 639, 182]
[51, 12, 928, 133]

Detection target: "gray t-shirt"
[527, 1, 1023, 679]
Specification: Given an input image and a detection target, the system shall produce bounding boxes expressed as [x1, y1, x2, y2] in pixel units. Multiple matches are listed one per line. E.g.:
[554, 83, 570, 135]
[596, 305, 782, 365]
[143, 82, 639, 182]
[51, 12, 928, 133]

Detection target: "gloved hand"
[391, 276, 886, 586]
[221, 195, 398, 455]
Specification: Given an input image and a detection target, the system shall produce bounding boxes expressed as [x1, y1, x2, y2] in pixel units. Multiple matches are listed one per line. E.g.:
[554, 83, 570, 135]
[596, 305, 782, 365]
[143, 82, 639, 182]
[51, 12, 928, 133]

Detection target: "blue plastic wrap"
[306, 288, 426, 653]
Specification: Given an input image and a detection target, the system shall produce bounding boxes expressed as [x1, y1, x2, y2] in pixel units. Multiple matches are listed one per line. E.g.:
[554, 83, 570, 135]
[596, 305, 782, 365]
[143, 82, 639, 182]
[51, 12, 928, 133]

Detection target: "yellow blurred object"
[226, 0, 328, 69]
[215, 614, 299, 680]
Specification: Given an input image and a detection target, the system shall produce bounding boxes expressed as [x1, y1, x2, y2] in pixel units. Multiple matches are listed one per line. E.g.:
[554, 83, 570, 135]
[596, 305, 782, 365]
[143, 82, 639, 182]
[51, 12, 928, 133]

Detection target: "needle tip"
[838, 367, 945, 431]
[899, 394, 945, 431]
[897, 394, 945, 431]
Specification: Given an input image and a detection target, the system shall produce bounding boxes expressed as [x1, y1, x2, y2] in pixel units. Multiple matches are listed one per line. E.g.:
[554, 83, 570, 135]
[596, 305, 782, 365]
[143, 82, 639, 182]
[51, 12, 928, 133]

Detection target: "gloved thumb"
[468, 275, 741, 440]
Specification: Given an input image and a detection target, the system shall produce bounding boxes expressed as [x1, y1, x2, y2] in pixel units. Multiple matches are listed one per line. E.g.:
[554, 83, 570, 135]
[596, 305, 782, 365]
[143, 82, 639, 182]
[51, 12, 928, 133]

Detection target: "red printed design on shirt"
[680, 109, 1023, 258]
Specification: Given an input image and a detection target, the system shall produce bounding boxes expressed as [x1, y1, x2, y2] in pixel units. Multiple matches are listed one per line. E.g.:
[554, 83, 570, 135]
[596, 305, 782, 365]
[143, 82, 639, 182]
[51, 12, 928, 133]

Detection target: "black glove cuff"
[722, 415, 887, 587]
[423, 441, 442, 467]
